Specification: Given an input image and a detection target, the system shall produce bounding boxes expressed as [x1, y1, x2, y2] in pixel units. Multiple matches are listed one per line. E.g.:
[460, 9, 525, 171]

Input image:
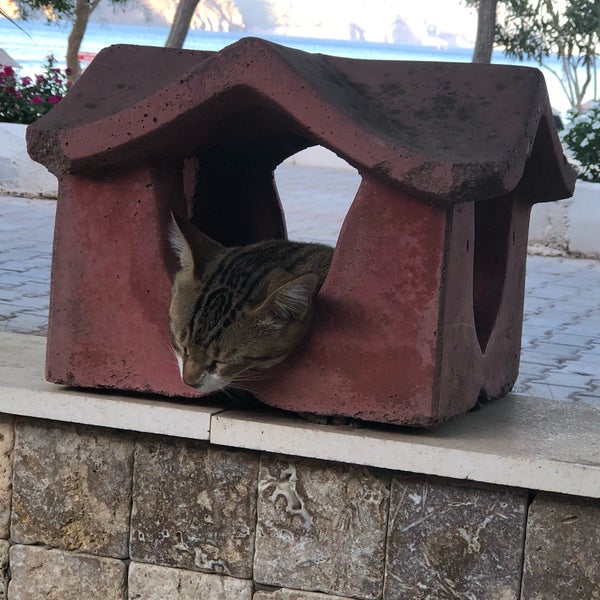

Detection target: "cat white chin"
[188, 373, 231, 394]
[175, 357, 229, 393]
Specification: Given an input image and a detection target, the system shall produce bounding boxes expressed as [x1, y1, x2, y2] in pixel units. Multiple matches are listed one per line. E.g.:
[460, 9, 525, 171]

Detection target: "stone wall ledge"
[2, 331, 599, 499]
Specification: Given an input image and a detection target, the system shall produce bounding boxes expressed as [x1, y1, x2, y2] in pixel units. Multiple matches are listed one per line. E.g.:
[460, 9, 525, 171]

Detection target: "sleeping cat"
[169, 214, 333, 394]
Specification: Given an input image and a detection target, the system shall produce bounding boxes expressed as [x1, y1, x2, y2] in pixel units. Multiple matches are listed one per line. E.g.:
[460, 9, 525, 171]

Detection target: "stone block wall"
[0, 414, 597, 599]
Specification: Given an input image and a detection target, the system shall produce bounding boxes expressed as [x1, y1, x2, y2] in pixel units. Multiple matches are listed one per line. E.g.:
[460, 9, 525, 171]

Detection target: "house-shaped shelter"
[27, 38, 576, 426]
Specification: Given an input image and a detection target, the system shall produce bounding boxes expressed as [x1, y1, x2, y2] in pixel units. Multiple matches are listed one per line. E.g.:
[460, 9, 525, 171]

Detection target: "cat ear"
[260, 272, 320, 322]
[169, 212, 224, 277]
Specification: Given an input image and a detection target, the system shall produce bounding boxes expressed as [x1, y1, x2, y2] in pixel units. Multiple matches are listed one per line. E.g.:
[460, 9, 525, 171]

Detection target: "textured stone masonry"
[8, 545, 127, 600]
[128, 562, 253, 599]
[0, 418, 13, 539]
[254, 455, 389, 599]
[254, 590, 355, 600]
[131, 437, 259, 578]
[0, 540, 8, 600]
[384, 476, 528, 599]
[0, 415, 596, 598]
[10, 420, 134, 557]
[521, 492, 600, 600]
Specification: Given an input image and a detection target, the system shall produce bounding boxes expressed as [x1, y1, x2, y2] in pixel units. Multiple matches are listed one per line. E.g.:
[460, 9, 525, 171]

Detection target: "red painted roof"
[27, 37, 575, 205]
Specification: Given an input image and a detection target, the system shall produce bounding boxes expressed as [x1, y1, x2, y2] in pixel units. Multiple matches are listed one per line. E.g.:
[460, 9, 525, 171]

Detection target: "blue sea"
[0, 18, 588, 114]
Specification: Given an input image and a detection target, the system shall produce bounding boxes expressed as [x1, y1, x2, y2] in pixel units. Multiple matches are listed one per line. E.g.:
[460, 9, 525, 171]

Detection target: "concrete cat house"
[27, 38, 575, 426]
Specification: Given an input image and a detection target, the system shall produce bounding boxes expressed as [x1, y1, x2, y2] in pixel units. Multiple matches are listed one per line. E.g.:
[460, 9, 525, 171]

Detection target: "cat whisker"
[158, 359, 180, 368]
[219, 387, 238, 402]
[166, 343, 184, 377]
[228, 381, 260, 395]
[235, 371, 272, 382]
[164, 343, 178, 364]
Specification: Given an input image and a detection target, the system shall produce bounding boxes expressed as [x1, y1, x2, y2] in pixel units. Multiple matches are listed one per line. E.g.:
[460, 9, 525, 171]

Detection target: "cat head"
[168, 214, 323, 395]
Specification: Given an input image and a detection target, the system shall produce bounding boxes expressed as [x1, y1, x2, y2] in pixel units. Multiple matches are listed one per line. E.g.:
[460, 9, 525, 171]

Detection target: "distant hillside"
[6, 0, 476, 47]
[91, 0, 243, 30]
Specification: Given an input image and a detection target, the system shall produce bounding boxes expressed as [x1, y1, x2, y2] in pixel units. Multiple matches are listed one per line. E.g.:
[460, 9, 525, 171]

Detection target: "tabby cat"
[169, 214, 333, 394]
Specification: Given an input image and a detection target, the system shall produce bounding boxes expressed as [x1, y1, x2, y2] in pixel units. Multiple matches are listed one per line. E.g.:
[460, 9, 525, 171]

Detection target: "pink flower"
[21, 76, 32, 86]
[48, 95, 62, 104]
[36, 75, 45, 83]
[3, 66, 14, 76]
[29, 95, 43, 105]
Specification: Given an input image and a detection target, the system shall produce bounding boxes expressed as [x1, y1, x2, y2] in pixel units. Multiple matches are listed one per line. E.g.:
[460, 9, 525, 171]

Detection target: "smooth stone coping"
[0, 332, 220, 439]
[1, 332, 599, 498]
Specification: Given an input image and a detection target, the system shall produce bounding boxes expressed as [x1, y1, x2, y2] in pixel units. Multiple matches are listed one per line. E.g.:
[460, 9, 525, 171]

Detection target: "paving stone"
[11, 420, 134, 557]
[128, 562, 253, 600]
[525, 382, 584, 401]
[528, 343, 581, 360]
[254, 589, 354, 600]
[564, 360, 600, 377]
[254, 455, 389, 600]
[530, 370, 594, 389]
[545, 331, 596, 347]
[130, 438, 259, 578]
[8, 544, 127, 600]
[0, 310, 48, 335]
[0, 418, 13, 539]
[383, 475, 527, 600]
[521, 492, 600, 600]
[0, 540, 8, 600]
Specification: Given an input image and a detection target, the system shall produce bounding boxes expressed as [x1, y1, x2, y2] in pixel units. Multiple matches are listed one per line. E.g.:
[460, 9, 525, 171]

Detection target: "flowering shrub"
[561, 102, 600, 183]
[0, 55, 71, 124]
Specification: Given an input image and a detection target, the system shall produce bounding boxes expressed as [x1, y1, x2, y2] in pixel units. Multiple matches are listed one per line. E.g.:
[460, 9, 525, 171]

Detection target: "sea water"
[0, 18, 590, 114]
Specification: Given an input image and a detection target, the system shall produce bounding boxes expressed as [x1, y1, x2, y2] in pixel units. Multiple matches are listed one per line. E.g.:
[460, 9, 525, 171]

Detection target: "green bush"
[562, 102, 600, 183]
[0, 55, 70, 124]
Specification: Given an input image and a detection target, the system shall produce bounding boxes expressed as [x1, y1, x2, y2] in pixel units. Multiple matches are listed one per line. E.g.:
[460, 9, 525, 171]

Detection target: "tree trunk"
[66, 0, 101, 83]
[472, 0, 498, 63]
[165, 0, 201, 49]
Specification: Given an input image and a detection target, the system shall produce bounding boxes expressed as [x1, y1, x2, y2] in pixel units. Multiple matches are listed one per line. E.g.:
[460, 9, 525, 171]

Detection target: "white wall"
[529, 181, 600, 258]
[0, 123, 57, 198]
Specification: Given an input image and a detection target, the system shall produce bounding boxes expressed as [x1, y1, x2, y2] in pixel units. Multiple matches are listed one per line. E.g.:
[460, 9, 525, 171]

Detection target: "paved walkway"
[1, 163, 599, 404]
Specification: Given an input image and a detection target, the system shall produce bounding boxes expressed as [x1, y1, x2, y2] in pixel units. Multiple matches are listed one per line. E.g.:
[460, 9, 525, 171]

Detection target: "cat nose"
[182, 360, 204, 387]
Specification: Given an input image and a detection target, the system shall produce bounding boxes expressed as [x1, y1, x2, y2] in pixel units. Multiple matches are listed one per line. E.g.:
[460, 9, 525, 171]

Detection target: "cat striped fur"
[168, 214, 333, 394]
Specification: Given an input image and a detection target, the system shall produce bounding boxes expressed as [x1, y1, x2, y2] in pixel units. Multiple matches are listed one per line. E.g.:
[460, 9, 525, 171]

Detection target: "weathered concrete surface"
[254, 455, 389, 599]
[0, 540, 8, 600]
[384, 475, 528, 599]
[521, 492, 600, 600]
[10, 420, 133, 557]
[31, 39, 576, 426]
[128, 562, 253, 599]
[254, 589, 354, 599]
[8, 544, 126, 600]
[130, 438, 258, 578]
[0, 418, 13, 538]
